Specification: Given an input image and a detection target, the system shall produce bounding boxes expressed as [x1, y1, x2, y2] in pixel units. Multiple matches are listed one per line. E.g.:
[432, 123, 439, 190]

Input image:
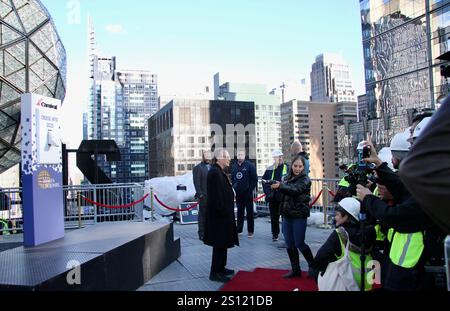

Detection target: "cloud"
[105, 24, 126, 34]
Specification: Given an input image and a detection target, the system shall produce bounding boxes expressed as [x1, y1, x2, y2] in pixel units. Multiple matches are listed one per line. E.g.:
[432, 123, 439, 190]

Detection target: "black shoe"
[272, 235, 279, 242]
[209, 272, 231, 283]
[285, 248, 301, 278]
[283, 270, 302, 279]
[307, 267, 316, 279]
[223, 268, 235, 275]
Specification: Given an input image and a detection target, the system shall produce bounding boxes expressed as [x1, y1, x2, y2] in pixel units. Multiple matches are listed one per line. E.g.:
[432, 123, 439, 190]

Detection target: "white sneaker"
[248, 233, 254, 238]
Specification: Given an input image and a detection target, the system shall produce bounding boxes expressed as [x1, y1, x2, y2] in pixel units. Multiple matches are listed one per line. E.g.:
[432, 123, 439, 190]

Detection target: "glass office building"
[360, 0, 449, 137]
[148, 99, 255, 178]
[112, 70, 158, 183]
[310, 53, 357, 103]
[214, 73, 280, 176]
[88, 19, 158, 183]
[0, 0, 66, 175]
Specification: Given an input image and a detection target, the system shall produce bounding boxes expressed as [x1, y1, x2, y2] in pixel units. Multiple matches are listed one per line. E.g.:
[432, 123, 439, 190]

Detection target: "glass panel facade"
[360, 0, 449, 141]
[0, 0, 66, 174]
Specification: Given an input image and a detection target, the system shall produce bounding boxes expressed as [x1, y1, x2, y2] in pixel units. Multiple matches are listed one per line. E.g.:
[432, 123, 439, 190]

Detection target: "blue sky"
[40, 0, 365, 146]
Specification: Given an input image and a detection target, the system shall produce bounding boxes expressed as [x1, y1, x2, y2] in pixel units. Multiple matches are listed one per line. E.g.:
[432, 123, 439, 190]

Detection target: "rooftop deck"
[0, 217, 332, 291]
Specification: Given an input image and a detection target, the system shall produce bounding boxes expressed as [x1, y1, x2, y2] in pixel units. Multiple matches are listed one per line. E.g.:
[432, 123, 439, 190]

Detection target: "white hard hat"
[413, 117, 432, 139]
[272, 150, 283, 157]
[390, 129, 410, 152]
[378, 147, 394, 170]
[338, 198, 361, 221]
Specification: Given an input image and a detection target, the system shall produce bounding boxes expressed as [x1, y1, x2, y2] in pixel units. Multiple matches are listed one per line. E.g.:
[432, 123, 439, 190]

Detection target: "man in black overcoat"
[204, 148, 239, 282]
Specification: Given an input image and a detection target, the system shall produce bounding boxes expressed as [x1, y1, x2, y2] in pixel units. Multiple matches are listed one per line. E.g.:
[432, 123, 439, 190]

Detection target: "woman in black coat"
[204, 149, 239, 282]
[271, 154, 314, 278]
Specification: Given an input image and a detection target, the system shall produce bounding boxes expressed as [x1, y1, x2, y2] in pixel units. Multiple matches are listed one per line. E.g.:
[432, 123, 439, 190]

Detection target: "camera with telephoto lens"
[262, 179, 278, 186]
[344, 170, 369, 196]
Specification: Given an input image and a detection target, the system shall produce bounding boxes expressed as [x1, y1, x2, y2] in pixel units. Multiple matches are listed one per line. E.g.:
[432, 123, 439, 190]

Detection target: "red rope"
[80, 194, 149, 209]
[328, 190, 336, 197]
[153, 194, 199, 212]
[309, 190, 323, 208]
[253, 194, 266, 202]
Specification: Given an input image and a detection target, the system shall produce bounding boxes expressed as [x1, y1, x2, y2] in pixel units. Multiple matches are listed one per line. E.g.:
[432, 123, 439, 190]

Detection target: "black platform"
[0, 221, 181, 291]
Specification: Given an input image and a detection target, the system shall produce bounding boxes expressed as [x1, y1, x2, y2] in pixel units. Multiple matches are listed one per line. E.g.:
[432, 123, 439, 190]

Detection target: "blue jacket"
[231, 160, 258, 197]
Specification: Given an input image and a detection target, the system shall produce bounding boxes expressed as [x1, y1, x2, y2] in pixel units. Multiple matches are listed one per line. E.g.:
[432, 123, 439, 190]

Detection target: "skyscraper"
[338, 0, 450, 162]
[281, 100, 357, 179]
[360, 0, 449, 135]
[311, 53, 356, 103]
[214, 73, 281, 176]
[87, 20, 158, 183]
[148, 98, 255, 178]
[113, 70, 158, 183]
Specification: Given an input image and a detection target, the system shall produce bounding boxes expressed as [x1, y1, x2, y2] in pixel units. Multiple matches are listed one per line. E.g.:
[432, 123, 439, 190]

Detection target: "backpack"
[317, 229, 360, 291]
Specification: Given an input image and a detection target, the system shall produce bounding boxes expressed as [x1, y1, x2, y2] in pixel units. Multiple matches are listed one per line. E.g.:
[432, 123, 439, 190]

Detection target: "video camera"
[344, 170, 369, 196]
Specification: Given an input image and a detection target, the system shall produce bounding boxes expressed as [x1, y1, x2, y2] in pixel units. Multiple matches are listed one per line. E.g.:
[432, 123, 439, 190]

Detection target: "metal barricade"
[254, 177, 340, 226]
[311, 178, 340, 226]
[0, 188, 23, 235]
[1, 178, 340, 234]
[63, 183, 145, 228]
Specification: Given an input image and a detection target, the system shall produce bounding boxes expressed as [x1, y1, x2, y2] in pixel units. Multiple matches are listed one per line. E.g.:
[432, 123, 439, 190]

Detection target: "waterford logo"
[37, 170, 60, 190]
[36, 99, 58, 110]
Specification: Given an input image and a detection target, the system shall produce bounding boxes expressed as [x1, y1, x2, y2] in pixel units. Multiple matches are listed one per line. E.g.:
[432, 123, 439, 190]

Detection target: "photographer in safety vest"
[262, 150, 289, 242]
[356, 118, 444, 291]
[311, 198, 376, 291]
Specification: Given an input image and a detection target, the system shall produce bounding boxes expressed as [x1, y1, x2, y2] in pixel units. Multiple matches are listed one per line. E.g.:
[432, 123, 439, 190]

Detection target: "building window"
[187, 164, 195, 170]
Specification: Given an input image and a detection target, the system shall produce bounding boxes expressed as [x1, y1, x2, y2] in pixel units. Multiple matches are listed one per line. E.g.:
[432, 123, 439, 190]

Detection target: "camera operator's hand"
[356, 184, 373, 202]
[361, 134, 383, 168]
[378, 184, 394, 201]
[271, 182, 281, 190]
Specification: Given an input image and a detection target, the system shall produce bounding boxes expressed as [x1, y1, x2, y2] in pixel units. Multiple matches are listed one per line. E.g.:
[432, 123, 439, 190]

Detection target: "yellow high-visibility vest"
[338, 178, 350, 188]
[0, 219, 10, 236]
[271, 164, 288, 180]
[336, 228, 373, 291]
[374, 224, 386, 242]
[388, 230, 424, 269]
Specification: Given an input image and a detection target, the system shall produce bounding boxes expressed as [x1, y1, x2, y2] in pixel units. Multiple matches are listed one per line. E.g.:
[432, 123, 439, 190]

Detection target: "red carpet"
[220, 268, 318, 292]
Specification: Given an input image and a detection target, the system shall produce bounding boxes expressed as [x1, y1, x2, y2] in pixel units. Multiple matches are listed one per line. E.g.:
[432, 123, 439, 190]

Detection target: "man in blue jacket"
[232, 150, 258, 238]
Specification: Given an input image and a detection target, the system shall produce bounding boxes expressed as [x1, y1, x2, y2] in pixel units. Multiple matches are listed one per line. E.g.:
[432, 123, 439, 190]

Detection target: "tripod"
[359, 211, 367, 292]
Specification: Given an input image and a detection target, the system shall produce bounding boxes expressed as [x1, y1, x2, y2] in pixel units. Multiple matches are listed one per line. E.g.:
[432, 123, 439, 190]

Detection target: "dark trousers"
[197, 201, 207, 240]
[269, 201, 281, 237]
[211, 247, 228, 273]
[236, 194, 254, 234]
